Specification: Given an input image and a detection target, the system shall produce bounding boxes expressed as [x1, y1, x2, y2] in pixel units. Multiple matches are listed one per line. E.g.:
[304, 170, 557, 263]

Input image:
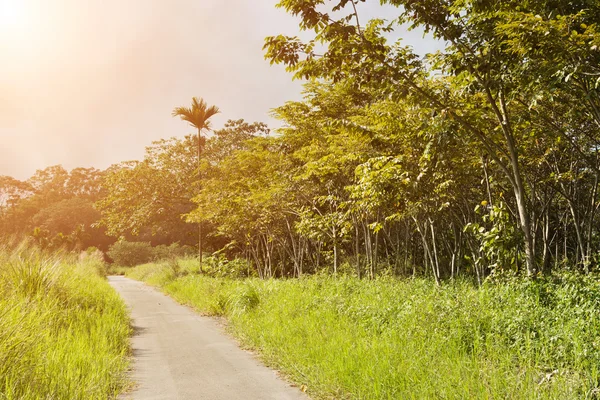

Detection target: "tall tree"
[172, 97, 221, 269]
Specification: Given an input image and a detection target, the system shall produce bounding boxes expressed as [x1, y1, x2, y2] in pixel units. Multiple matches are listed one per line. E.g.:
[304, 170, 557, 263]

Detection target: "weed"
[0, 246, 130, 399]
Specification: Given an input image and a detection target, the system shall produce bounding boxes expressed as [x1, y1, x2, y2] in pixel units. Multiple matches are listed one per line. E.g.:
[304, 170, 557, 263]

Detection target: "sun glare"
[0, 0, 25, 29]
[0, 0, 46, 55]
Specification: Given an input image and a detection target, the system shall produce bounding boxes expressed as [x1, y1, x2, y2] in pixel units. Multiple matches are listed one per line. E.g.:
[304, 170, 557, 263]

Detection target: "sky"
[0, 0, 440, 180]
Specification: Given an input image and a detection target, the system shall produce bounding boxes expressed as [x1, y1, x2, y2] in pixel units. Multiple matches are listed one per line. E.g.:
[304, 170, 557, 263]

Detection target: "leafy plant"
[107, 241, 154, 267]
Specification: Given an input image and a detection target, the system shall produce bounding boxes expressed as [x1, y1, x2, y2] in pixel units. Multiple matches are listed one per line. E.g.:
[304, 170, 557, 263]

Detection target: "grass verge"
[0, 245, 131, 399]
[128, 259, 600, 399]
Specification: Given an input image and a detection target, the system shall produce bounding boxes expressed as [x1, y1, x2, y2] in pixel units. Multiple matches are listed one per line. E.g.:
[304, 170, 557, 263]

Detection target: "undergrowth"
[0, 244, 131, 399]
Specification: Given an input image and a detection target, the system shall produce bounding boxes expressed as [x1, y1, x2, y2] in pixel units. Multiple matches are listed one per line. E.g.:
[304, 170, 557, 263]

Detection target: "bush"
[107, 241, 196, 267]
[203, 254, 254, 278]
[107, 241, 154, 267]
[79, 247, 107, 277]
[152, 243, 195, 262]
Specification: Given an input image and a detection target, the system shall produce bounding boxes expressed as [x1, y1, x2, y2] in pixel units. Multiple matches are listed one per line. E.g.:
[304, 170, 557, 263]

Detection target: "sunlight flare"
[0, 0, 27, 31]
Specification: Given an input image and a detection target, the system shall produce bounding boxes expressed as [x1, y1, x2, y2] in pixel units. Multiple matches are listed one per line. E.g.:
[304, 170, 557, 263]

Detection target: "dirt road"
[108, 276, 308, 400]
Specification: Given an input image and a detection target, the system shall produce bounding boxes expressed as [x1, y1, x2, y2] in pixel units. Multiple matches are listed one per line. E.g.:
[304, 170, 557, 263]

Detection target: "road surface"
[108, 276, 308, 400]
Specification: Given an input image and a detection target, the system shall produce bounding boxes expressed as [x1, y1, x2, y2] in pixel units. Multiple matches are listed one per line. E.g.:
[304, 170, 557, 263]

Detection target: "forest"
[2, 0, 600, 283]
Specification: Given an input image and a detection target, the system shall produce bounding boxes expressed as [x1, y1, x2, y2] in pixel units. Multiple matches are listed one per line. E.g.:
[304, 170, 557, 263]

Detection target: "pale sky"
[0, 0, 440, 180]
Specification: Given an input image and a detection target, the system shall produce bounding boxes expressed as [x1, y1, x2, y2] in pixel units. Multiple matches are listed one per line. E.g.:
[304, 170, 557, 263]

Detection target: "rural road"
[108, 276, 308, 400]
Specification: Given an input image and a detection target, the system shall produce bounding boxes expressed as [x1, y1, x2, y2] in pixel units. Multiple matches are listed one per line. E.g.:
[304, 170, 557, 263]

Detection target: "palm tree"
[172, 97, 220, 270]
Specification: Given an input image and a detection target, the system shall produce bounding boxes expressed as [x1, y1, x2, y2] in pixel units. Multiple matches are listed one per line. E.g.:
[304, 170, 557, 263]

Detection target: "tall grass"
[128, 260, 600, 399]
[0, 244, 131, 399]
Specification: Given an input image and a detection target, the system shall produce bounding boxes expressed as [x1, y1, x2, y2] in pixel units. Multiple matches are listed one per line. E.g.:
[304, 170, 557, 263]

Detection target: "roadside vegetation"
[127, 259, 600, 399]
[0, 244, 130, 399]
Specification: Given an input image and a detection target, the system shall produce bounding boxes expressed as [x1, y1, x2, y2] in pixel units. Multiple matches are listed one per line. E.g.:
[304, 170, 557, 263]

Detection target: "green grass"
[0, 245, 131, 399]
[128, 260, 600, 399]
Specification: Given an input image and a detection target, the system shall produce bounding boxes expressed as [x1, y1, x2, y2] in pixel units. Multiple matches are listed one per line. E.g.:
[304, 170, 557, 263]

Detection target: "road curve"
[108, 276, 308, 400]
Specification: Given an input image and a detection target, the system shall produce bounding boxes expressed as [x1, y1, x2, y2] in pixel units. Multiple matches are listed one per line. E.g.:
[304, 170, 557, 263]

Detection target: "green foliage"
[96, 137, 198, 245]
[202, 254, 255, 279]
[189, 135, 295, 278]
[32, 197, 100, 236]
[107, 241, 154, 267]
[97, 119, 269, 257]
[107, 241, 196, 267]
[172, 97, 220, 135]
[465, 202, 522, 278]
[130, 263, 600, 399]
[152, 243, 195, 262]
[0, 245, 130, 399]
[262, 0, 600, 277]
[0, 166, 112, 251]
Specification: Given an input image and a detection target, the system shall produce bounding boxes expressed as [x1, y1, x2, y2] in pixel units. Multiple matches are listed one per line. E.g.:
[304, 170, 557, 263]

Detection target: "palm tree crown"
[172, 97, 220, 133]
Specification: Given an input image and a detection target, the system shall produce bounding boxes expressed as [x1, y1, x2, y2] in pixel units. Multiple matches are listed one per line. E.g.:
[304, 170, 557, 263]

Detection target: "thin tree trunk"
[428, 218, 441, 281]
[355, 221, 361, 278]
[488, 87, 537, 276]
[197, 127, 203, 272]
[585, 172, 599, 265]
[373, 212, 380, 277]
[565, 197, 586, 265]
[332, 224, 338, 275]
[413, 217, 440, 286]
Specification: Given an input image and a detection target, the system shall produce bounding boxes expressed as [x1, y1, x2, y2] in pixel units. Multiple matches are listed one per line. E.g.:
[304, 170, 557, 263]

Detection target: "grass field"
[128, 259, 600, 399]
[0, 245, 131, 400]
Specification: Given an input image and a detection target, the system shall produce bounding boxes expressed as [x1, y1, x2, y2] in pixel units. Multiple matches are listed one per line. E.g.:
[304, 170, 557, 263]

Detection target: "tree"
[190, 136, 294, 278]
[97, 137, 198, 246]
[272, 81, 377, 275]
[187, 120, 282, 277]
[172, 97, 221, 269]
[31, 197, 105, 250]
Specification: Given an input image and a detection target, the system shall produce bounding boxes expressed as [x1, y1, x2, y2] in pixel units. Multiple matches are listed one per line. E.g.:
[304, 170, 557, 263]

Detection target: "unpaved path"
[108, 276, 308, 400]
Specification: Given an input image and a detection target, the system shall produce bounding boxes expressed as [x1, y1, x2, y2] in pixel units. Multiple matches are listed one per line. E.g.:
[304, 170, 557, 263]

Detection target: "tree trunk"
[428, 218, 441, 281]
[332, 224, 338, 275]
[354, 221, 361, 278]
[413, 217, 440, 285]
[485, 87, 536, 276]
[197, 127, 203, 272]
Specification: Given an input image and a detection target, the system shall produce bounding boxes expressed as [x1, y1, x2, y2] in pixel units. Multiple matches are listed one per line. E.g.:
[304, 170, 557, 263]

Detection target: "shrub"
[107, 242, 196, 267]
[203, 254, 255, 278]
[79, 247, 107, 277]
[152, 243, 195, 262]
[107, 241, 154, 267]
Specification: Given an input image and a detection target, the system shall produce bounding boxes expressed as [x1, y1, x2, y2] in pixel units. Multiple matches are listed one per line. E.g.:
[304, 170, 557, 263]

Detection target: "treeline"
[2, 0, 600, 281]
[0, 166, 113, 250]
